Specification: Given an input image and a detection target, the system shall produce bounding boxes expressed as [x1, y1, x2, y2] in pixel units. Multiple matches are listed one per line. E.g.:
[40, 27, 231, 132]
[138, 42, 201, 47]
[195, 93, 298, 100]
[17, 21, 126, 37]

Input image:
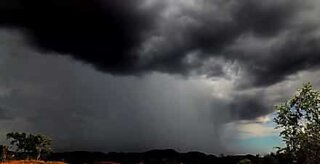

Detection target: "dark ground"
[48, 149, 288, 164]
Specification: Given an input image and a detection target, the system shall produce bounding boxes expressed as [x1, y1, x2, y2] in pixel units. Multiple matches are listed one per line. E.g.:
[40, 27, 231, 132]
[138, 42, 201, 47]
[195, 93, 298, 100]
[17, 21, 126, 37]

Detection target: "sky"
[0, 0, 320, 154]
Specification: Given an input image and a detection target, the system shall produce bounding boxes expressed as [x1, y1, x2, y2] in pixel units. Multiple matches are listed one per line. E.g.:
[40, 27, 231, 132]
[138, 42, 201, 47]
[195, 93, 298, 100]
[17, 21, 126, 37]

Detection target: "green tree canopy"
[274, 82, 320, 164]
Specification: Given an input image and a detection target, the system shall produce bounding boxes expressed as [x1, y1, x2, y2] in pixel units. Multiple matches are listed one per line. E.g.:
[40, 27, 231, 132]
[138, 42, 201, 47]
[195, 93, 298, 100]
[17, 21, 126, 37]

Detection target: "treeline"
[0, 132, 295, 164]
[0, 132, 52, 161]
[49, 149, 294, 164]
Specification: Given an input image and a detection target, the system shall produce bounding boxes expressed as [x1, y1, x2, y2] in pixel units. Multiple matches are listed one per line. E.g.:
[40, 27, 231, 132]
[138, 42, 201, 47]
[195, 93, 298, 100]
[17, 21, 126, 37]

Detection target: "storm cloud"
[0, 0, 319, 88]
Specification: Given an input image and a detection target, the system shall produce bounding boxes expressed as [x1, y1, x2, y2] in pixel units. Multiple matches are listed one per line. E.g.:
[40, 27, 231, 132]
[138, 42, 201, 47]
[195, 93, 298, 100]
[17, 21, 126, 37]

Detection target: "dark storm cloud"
[138, 0, 319, 88]
[0, 0, 162, 73]
[1, 0, 318, 88]
[232, 0, 298, 36]
[209, 90, 272, 122]
[229, 92, 271, 120]
[230, 26, 320, 87]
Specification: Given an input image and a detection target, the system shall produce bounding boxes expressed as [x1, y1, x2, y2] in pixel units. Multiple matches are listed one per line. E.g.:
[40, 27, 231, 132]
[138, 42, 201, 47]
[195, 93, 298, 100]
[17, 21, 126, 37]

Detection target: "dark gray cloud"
[0, 0, 162, 73]
[0, 106, 12, 119]
[1, 0, 318, 88]
[229, 92, 271, 120]
[208, 90, 272, 124]
[228, 26, 320, 87]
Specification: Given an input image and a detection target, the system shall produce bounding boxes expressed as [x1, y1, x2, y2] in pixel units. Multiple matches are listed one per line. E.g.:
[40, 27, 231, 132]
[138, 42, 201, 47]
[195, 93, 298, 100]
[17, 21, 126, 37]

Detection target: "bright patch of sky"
[237, 135, 283, 154]
[224, 113, 284, 154]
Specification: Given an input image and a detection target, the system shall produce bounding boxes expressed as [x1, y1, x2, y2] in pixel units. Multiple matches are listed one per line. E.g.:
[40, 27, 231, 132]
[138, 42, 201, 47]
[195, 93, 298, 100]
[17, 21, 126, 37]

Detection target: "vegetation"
[238, 158, 251, 164]
[274, 82, 320, 163]
[0, 132, 66, 163]
[6, 132, 52, 160]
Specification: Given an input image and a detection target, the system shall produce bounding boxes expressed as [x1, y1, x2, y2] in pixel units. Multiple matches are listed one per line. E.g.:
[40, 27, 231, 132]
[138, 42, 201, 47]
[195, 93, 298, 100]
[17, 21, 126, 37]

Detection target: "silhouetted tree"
[0, 145, 8, 161]
[7, 132, 52, 160]
[274, 82, 320, 164]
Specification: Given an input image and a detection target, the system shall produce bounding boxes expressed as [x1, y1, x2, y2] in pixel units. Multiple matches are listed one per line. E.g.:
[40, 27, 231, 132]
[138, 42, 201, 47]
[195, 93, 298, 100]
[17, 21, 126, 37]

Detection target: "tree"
[0, 145, 8, 161]
[29, 134, 52, 160]
[274, 82, 320, 164]
[6, 132, 27, 154]
[6, 132, 52, 160]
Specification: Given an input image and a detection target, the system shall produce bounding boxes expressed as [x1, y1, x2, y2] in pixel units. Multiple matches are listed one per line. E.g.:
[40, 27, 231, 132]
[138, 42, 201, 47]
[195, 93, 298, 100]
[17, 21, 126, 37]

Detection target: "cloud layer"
[1, 0, 320, 88]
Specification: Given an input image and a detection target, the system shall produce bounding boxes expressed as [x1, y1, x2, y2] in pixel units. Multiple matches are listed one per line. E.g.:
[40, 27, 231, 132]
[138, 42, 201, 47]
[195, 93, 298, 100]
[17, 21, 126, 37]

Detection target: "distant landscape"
[0, 148, 298, 164]
[47, 149, 282, 164]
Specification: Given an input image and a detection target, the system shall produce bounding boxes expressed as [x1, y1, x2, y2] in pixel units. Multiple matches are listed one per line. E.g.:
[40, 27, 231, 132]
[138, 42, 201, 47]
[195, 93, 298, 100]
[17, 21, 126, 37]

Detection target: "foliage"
[7, 132, 52, 160]
[238, 158, 251, 164]
[274, 82, 320, 163]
